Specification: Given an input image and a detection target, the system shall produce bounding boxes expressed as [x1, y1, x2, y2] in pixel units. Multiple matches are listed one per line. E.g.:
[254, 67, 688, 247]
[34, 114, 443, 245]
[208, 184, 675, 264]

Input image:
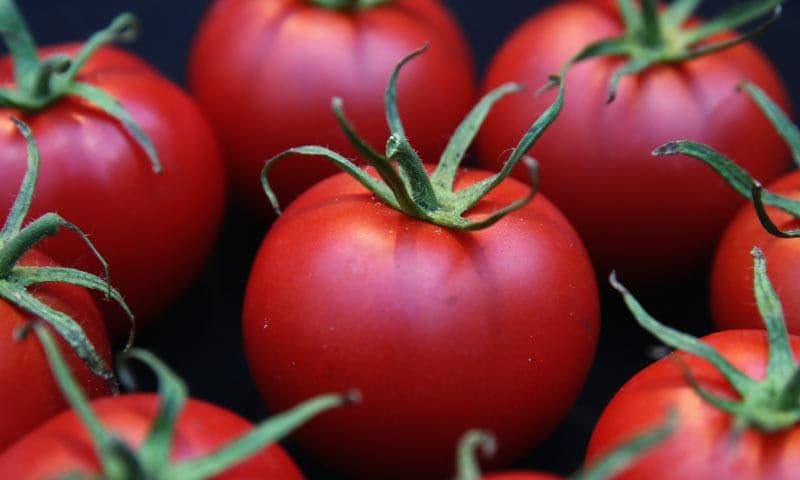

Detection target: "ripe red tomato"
[0, 44, 226, 333]
[477, 0, 791, 283]
[0, 249, 112, 451]
[0, 394, 303, 479]
[587, 331, 800, 479]
[711, 170, 800, 333]
[189, 0, 476, 213]
[243, 167, 600, 479]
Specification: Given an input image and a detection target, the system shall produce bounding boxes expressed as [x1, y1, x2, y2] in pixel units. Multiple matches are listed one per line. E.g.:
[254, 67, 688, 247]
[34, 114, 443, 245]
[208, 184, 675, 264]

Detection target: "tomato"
[243, 166, 599, 479]
[0, 249, 112, 451]
[0, 393, 304, 479]
[0, 43, 226, 334]
[711, 171, 800, 333]
[587, 331, 800, 479]
[189, 0, 476, 214]
[476, 0, 791, 283]
[594, 251, 800, 479]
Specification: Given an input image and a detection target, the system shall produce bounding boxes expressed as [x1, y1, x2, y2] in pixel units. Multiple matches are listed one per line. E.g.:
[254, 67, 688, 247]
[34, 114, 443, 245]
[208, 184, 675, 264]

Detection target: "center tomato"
[243, 166, 600, 479]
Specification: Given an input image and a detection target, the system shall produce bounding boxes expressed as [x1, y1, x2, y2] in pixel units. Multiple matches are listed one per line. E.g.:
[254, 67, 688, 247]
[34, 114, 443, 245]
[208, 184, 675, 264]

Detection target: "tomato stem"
[0, 119, 133, 386]
[611, 248, 800, 433]
[555, 0, 784, 103]
[0, 0, 161, 172]
[262, 47, 565, 231]
[31, 321, 356, 480]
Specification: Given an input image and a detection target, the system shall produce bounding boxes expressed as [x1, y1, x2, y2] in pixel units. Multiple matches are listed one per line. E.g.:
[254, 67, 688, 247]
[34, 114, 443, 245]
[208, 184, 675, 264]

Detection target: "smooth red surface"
[0, 45, 227, 334]
[243, 167, 600, 479]
[0, 250, 111, 451]
[587, 331, 800, 479]
[477, 0, 791, 284]
[712, 171, 800, 334]
[0, 394, 304, 479]
[189, 0, 476, 214]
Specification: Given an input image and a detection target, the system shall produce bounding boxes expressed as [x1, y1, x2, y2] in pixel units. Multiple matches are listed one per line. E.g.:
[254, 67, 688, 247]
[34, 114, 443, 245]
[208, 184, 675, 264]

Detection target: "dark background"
[13, 1, 800, 478]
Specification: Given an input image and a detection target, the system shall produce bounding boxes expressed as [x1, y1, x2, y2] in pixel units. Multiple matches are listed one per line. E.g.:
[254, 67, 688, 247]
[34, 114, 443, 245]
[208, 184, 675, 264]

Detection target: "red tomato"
[0, 45, 226, 334]
[587, 331, 800, 479]
[243, 167, 600, 479]
[711, 171, 800, 333]
[477, 0, 791, 283]
[0, 250, 111, 451]
[0, 394, 303, 479]
[189, 0, 476, 213]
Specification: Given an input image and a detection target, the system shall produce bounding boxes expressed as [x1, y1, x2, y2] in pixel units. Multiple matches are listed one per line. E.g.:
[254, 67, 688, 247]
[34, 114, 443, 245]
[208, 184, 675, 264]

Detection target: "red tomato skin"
[711, 171, 800, 334]
[476, 0, 791, 284]
[0, 45, 227, 334]
[587, 331, 800, 479]
[0, 394, 304, 479]
[243, 167, 600, 479]
[189, 0, 476, 214]
[0, 250, 112, 451]
[484, 474, 562, 480]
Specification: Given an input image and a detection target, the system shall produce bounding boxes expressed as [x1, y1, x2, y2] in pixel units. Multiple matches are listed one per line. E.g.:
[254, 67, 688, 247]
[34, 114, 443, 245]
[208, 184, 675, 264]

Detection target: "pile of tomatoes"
[1, 0, 799, 479]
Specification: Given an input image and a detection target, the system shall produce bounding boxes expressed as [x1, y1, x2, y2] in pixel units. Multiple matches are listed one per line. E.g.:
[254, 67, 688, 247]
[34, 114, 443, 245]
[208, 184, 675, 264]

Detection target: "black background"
[13, 1, 800, 478]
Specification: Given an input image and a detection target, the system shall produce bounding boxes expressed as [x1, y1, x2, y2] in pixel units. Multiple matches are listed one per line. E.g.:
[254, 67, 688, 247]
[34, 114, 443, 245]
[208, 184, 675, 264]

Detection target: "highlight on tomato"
[243, 47, 600, 479]
[453, 413, 674, 480]
[655, 83, 800, 334]
[0, 118, 132, 450]
[477, 0, 791, 284]
[189, 0, 476, 214]
[0, 0, 226, 333]
[589, 248, 800, 479]
[0, 321, 357, 479]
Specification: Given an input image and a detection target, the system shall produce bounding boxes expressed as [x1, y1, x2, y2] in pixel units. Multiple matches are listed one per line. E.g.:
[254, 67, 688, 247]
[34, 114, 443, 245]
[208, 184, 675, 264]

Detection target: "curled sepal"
[611, 249, 800, 433]
[454, 430, 497, 480]
[571, 412, 676, 480]
[752, 182, 800, 239]
[0, 0, 161, 173]
[0, 118, 134, 382]
[117, 349, 188, 474]
[654, 140, 800, 236]
[32, 323, 135, 477]
[262, 48, 563, 231]
[740, 82, 800, 167]
[164, 391, 360, 480]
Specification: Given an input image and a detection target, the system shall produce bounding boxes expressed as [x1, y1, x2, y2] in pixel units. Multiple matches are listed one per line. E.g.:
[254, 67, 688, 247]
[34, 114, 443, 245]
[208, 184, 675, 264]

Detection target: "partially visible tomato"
[243, 166, 600, 479]
[0, 394, 303, 479]
[0, 249, 112, 451]
[0, 43, 226, 334]
[588, 331, 800, 479]
[711, 171, 800, 333]
[477, 0, 791, 283]
[189, 0, 476, 213]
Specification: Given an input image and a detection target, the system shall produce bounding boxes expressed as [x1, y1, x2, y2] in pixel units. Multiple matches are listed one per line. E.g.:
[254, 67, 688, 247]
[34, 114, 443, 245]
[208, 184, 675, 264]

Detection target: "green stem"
[309, 0, 389, 9]
[0, 213, 61, 277]
[641, 0, 663, 47]
[454, 430, 496, 480]
[0, 0, 40, 90]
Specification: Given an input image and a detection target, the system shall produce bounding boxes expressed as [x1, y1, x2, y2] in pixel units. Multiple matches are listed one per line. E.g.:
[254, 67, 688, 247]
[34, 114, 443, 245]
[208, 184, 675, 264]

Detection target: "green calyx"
[611, 248, 800, 433]
[262, 45, 565, 231]
[654, 82, 800, 238]
[455, 414, 675, 480]
[309, 0, 391, 10]
[0, 118, 134, 388]
[0, 0, 161, 173]
[32, 324, 357, 480]
[557, 0, 783, 102]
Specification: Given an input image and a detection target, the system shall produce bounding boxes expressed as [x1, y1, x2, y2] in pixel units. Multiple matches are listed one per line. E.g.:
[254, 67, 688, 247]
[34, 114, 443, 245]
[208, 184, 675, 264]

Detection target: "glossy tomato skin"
[0, 394, 304, 479]
[0, 45, 226, 334]
[587, 331, 800, 479]
[243, 167, 600, 479]
[0, 250, 112, 451]
[189, 0, 476, 214]
[477, 0, 791, 284]
[712, 171, 800, 334]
